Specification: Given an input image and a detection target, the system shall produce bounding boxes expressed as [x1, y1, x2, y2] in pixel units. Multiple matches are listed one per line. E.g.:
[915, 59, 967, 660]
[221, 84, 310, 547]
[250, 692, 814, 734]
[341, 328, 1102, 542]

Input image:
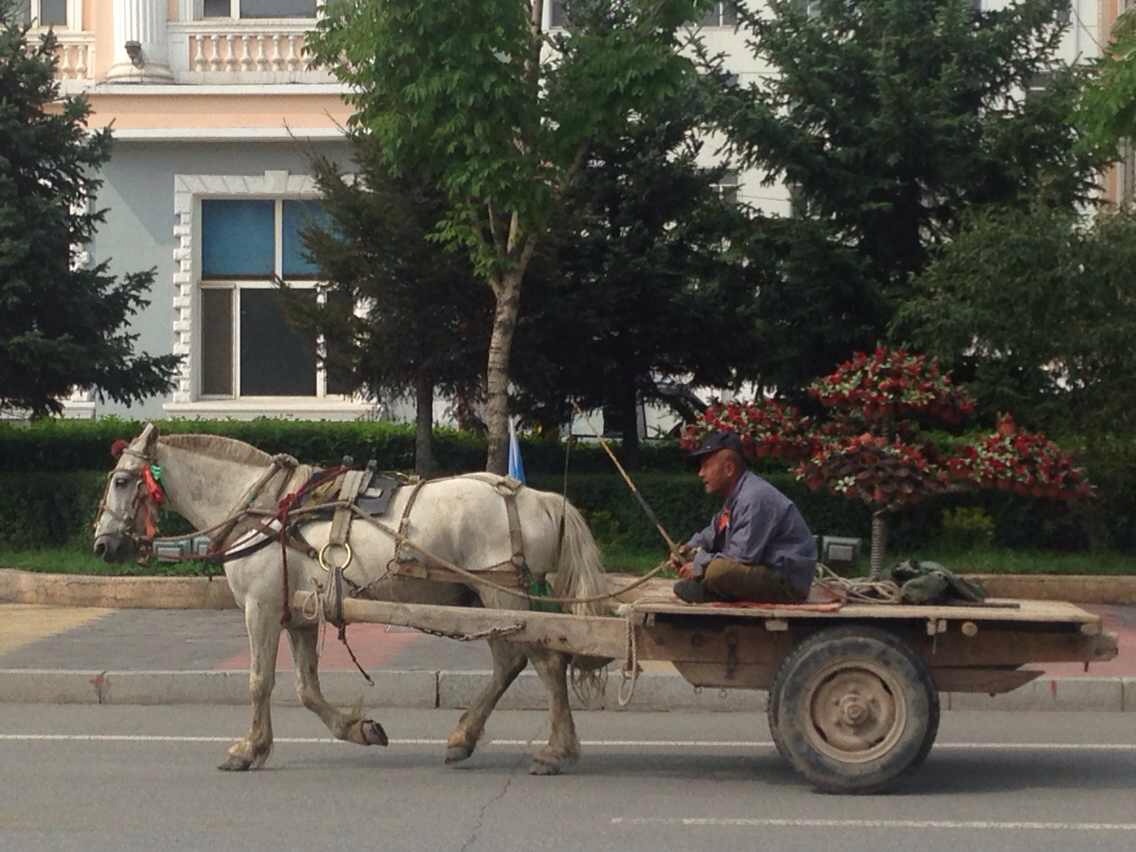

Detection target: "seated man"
[673, 431, 816, 604]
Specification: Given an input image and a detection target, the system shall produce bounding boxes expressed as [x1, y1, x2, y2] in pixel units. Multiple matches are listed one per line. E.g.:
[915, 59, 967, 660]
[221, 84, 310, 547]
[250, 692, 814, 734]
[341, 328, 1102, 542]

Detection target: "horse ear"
[134, 422, 159, 455]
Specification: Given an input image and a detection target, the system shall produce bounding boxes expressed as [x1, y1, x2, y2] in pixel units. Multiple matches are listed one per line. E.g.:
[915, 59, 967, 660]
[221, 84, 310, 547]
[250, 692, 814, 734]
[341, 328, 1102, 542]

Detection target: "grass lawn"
[0, 542, 1132, 577]
[0, 546, 220, 577]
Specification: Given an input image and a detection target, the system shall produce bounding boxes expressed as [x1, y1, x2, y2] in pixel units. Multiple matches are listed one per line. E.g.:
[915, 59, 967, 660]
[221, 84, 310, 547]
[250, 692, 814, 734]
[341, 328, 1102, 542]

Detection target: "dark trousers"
[702, 557, 806, 604]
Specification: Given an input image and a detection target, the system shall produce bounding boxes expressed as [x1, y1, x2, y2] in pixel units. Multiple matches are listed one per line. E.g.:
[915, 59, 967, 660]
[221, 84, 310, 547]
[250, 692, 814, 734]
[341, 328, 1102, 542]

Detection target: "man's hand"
[677, 561, 697, 580]
[669, 544, 694, 569]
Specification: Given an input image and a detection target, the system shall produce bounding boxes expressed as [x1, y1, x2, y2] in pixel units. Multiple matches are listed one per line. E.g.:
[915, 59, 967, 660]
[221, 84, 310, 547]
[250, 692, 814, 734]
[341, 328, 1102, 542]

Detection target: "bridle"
[94, 444, 166, 558]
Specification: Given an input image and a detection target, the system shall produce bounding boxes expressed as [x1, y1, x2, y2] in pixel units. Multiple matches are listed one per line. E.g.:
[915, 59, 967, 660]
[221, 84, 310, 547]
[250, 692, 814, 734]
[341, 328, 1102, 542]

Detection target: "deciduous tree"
[307, 0, 699, 472]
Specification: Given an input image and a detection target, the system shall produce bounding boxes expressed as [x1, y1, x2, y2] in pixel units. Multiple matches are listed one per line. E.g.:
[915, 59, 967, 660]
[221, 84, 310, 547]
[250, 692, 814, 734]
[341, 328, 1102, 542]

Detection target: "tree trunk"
[414, 369, 434, 478]
[869, 510, 888, 580]
[485, 271, 523, 474]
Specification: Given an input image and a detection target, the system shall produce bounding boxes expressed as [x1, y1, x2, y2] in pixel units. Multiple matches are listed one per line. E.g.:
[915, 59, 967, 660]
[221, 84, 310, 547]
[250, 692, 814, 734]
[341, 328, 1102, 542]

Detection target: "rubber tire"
[769, 625, 936, 794]
[766, 668, 791, 765]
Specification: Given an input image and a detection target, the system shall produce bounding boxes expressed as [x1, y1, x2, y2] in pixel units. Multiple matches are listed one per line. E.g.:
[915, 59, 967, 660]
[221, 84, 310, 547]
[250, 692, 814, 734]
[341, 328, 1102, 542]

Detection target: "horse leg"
[445, 637, 527, 765]
[219, 600, 281, 771]
[286, 626, 388, 747]
[526, 649, 580, 776]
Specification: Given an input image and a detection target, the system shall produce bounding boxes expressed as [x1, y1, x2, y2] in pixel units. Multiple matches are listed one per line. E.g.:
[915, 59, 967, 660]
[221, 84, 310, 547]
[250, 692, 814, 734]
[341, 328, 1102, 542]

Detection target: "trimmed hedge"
[0, 418, 689, 475]
[0, 468, 982, 555]
[0, 471, 107, 550]
[1, 420, 1131, 554]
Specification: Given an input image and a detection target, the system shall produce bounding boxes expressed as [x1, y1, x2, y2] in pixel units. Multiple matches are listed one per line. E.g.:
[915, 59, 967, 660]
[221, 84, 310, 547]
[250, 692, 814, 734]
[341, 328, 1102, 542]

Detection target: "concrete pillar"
[106, 0, 173, 83]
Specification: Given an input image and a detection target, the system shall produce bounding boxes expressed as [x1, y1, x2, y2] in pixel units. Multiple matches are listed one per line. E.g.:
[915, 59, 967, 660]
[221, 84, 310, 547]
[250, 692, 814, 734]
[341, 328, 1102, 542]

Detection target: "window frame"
[701, 2, 738, 27]
[24, 0, 82, 30]
[197, 0, 321, 20]
[197, 196, 341, 402]
[711, 169, 741, 206]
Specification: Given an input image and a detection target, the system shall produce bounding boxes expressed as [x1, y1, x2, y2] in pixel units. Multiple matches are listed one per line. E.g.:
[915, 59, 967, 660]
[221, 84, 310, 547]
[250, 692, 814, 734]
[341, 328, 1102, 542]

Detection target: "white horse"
[92, 423, 609, 775]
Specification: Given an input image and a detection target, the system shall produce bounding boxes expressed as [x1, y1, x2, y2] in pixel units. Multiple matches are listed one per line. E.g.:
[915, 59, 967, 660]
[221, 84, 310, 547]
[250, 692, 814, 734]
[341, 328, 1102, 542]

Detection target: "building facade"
[29, 1, 1110, 424]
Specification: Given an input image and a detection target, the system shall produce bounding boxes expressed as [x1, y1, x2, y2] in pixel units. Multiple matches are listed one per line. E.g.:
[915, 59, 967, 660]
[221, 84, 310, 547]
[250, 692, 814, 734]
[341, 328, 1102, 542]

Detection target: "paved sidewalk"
[0, 603, 1131, 677]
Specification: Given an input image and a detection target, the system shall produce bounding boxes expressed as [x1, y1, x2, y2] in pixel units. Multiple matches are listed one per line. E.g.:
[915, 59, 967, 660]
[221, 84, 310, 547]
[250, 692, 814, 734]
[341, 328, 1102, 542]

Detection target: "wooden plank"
[671, 661, 775, 690]
[619, 596, 1101, 626]
[930, 668, 1042, 694]
[920, 629, 1118, 667]
[604, 574, 1103, 625]
[293, 594, 628, 658]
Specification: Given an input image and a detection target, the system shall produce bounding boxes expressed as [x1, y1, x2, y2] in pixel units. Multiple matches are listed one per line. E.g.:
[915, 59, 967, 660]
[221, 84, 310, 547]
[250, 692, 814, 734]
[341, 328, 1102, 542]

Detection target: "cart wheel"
[766, 666, 791, 765]
[770, 625, 936, 794]
[911, 687, 941, 770]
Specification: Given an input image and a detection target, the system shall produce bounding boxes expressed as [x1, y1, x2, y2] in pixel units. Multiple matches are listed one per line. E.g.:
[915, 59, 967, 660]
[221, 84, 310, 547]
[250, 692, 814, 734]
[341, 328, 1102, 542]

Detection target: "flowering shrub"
[809, 347, 975, 425]
[947, 415, 1095, 499]
[679, 398, 813, 462]
[684, 349, 1091, 515]
[795, 433, 950, 511]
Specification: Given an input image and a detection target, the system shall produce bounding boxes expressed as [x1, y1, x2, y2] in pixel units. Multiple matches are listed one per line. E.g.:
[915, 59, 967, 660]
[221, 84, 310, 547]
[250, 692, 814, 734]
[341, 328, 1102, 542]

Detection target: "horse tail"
[550, 497, 608, 618]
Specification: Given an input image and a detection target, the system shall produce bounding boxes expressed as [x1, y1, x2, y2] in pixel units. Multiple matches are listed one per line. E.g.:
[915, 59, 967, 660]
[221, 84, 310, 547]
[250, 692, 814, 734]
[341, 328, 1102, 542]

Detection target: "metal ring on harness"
[318, 542, 353, 573]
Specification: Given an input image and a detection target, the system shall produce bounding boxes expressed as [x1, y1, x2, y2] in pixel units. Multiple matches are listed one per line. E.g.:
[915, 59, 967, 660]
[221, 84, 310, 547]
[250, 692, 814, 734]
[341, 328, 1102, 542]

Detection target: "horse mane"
[160, 433, 273, 468]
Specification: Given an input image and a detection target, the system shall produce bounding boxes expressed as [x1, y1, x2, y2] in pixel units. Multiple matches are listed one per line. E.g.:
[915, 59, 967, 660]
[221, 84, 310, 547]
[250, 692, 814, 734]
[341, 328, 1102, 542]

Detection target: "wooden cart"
[293, 575, 1119, 794]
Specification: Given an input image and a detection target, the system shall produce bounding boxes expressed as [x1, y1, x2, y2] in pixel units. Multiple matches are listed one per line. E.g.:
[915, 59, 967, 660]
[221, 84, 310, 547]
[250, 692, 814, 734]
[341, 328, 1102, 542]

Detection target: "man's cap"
[688, 430, 744, 460]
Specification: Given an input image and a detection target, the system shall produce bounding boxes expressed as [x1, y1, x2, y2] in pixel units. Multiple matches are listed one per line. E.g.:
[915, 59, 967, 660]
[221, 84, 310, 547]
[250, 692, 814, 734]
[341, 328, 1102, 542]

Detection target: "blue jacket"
[686, 469, 816, 596]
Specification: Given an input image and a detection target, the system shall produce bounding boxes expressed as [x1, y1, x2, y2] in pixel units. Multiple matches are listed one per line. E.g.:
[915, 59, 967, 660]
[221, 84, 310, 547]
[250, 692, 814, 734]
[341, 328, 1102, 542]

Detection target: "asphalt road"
[0, 705, 1133, 852]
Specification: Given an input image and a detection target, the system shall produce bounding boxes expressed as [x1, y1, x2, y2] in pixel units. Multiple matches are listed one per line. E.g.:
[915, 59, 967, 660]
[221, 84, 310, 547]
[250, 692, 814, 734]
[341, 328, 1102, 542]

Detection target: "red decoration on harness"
[141, 466, 165, 505]
[110, 439, 129, 459]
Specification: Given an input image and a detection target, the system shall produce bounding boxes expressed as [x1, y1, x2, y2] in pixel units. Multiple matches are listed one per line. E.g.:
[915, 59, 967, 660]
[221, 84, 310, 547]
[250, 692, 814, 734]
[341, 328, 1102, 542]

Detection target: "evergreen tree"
[704, 0, 1100, 394]
[510, 83, 755, 466]
[0, 5, 178, 417]
[282, 139, 491, 475]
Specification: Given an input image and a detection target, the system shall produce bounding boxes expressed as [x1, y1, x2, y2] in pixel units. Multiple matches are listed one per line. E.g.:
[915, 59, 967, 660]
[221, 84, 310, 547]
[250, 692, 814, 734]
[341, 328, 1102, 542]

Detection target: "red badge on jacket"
[717, 508, 731, 533]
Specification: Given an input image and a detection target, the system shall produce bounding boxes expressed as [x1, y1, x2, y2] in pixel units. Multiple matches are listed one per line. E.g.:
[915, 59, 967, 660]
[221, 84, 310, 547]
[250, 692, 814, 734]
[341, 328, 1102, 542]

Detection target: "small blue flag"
[507, 418, 526, 483]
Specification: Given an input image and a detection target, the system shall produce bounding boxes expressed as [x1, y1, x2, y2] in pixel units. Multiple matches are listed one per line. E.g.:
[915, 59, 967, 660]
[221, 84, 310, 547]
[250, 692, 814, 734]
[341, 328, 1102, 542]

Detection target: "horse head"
[93, 422, 162, 563]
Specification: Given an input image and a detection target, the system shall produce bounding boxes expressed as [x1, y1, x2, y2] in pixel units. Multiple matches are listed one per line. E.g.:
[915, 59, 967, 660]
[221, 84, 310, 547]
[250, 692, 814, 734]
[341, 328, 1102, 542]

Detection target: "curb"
[2, 569, 1135, 609]
[0, 569, 236, 609]
[0, 668, 1131, 712]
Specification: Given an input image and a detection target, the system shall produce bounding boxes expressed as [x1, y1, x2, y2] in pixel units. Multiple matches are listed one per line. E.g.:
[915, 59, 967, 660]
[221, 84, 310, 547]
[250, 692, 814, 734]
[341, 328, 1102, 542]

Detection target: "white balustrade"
[174, 24, 332, 82]
[52, 33, 96, 82]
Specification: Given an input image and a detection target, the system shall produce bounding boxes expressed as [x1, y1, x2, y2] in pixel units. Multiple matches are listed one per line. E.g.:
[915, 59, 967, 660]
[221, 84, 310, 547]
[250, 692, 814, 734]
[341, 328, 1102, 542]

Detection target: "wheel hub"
[804, 663, 907, 764]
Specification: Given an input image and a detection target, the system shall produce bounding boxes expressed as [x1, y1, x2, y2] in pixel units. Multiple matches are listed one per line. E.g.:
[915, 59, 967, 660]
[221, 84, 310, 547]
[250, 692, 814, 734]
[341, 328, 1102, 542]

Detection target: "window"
[701, 2, 738, 27]
[198, 198, 348, 399]
[202, 0, 318, 18]
[549, 0, 567, 28]
[21, 0, 69, 27]
[712, 170, 740, 205]
[1026, 71, 1055, 100]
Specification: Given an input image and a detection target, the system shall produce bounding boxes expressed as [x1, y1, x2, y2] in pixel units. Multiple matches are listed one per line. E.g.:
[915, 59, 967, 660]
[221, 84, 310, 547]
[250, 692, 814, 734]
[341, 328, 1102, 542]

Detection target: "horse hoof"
[217, 755, 252, 772]
[361, 719, 388, 747]
[445, 745, 473, 765]
[528, 756, 562, 776]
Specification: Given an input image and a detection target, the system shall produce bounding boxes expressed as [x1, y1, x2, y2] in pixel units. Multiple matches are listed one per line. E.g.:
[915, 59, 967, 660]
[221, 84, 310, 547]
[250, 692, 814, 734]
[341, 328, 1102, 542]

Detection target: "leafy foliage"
[1076, 9, 1136, 156]
[700, 0, 1101, 392]
[0, 7, 179, 416]
[896, 205, 1136, 435]
[307, 0, 702, 471]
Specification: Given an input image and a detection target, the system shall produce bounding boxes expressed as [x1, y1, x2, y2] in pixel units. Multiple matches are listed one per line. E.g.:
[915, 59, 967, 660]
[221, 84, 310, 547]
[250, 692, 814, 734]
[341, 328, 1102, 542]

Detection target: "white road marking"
[0, 734, 1133, 751]
[611, 817, 1136, 832]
